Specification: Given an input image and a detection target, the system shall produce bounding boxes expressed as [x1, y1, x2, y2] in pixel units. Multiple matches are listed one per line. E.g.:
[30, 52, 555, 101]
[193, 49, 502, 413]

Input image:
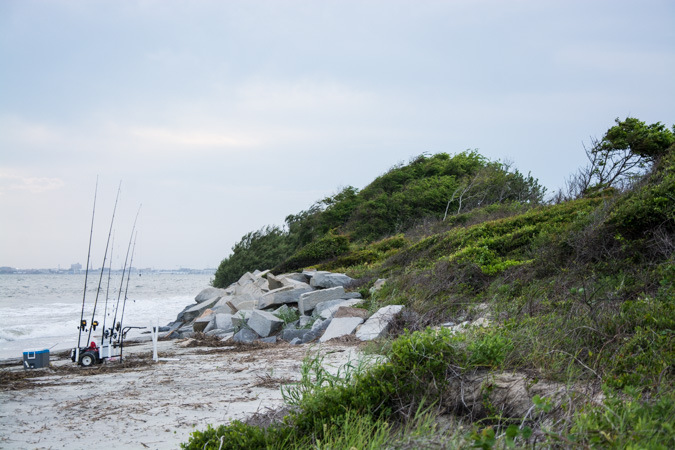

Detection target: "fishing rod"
[109, 205, 141, 348]
[117, 231, 138, 361]
[100, 233, 114, 345]
[85, 181, 122, 347]
[76, 177, 98, 358]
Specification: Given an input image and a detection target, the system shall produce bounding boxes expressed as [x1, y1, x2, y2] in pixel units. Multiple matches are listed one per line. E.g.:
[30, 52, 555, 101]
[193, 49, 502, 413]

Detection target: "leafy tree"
[212, 226, 292, 288]
[563, 117, 675, 199]
[602, 117, 674, 160]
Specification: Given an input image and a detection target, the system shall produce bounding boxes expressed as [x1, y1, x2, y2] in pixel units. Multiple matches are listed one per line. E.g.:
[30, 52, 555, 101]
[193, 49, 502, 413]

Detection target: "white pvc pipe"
[151, 319, 158, 362]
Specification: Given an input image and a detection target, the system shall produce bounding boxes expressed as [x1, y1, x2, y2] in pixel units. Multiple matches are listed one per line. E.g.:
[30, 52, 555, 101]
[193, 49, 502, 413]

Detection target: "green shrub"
[569, 389, 675, 449]
[275, 231, 350, 272]
[289, 328, 464, 435]
[180, 421, 292, 450]
[467, 328, 514, 369]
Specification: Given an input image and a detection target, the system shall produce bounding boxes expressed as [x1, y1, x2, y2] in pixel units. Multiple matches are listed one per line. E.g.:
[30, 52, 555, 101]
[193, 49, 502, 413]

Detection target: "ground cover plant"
[191, 118, 675, 448]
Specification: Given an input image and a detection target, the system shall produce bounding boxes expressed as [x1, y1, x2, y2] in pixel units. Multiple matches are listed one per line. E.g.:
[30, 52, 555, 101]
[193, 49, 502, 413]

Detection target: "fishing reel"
[78, 319, 99, 331]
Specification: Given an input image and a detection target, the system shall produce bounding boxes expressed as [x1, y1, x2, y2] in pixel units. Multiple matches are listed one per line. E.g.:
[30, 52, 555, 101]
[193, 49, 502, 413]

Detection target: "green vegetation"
[194, 117, 675, 449]
[213, 151, 545, 287]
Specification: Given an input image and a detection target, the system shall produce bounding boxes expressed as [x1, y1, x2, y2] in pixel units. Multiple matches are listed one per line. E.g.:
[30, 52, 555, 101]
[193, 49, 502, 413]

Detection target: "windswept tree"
[563, 117, 675, 199]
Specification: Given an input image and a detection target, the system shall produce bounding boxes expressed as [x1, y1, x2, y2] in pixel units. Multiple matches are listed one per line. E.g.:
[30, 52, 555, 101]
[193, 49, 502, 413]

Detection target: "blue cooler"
[23, 349, 50, 369]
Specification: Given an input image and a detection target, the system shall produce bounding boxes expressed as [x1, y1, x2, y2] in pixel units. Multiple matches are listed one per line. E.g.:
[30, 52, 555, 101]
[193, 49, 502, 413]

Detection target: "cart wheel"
[80, 352, 96, 367]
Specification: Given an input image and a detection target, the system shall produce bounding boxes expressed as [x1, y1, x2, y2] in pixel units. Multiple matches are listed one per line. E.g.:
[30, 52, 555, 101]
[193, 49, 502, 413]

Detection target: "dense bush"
[274, 231, 350, 273]
[212, 226, 292, 288]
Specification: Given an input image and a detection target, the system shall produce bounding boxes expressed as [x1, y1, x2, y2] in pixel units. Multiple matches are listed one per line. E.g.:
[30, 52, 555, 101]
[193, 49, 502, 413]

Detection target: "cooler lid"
[22, 348, 49, 355]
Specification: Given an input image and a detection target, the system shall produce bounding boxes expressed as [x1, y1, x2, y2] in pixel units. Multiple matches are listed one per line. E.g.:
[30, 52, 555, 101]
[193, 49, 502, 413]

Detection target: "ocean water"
[0, 272, 213, 359]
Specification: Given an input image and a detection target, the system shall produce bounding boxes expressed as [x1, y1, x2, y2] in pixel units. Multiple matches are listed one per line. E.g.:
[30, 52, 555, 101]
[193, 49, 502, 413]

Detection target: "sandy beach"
[0, 337, 361, 449]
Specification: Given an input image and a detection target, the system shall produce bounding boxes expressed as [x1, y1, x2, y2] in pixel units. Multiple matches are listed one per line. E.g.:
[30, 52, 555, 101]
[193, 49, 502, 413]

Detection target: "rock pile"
[165, 270, 403, 345]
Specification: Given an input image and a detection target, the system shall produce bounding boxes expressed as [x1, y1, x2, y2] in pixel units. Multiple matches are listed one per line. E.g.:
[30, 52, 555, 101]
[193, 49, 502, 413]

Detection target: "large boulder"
[281, 328, 312, 342]
[215, 313, 235, 332]
[320, 317, 364, 342]
[356, 305, 404, 341]
[214, 294, 257, 313]
[247, 310, 284, 337]
[232, 328, 258, 344]
[237, 272, 257, 285]
[180, 297, 221, 322]
[258, 283, 313, 309]
[254, 276, 270, 292]
[298, 286, 347, 315]
[311, 318, 332, 332]
[194, 287, 228, 303]
[310, 272, 354, 289]
[314, 298, 364, 319]
[281, 272, 310, 283]
[234, 282, 266, 299]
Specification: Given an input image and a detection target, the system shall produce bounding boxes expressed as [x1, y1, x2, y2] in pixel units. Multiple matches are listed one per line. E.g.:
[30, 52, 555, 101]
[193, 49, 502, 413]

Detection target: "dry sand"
[0, 337, 362, 449]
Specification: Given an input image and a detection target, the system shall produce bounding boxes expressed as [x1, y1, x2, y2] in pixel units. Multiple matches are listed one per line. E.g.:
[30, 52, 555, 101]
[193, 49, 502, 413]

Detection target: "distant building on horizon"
[70, 263, 82, 273]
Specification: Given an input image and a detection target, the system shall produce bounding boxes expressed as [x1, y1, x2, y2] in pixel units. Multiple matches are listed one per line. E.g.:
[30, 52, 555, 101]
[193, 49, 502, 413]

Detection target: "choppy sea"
[0, 272, 213, 359]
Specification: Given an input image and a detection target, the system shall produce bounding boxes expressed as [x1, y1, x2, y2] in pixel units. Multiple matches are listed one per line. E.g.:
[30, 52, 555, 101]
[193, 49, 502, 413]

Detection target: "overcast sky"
[1, 0, 673, 270]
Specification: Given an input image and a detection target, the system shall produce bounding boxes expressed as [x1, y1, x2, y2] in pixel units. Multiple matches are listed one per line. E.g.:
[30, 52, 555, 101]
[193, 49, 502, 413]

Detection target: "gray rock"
[302, 269, 329, 279]
[299, 286, 346, 314]
[301, 330, 321, 344]
[258, 336, 277, 344]
[238, 272, 256, 285]
[232, 328, 259, 343]
[310, 272, 354, 289]
[254, 276, 270, 292]
[356, 305, 405, 341]
[215, 313, 235, 332]
[290, 337, 302, 345]
[258, 283, 313, 309]
[194, 287, 228, 303]
[369, 278, 387, 294]
[315, 299, 364, 319]
[282, 272, 310, 283]
[311, 318, 332, 332]
[213, 294, 258, 314]
[234, 282, 266, 299]
[247, 310, 284, 337]
[180, 297, 221, 322]
[282, 328, 312, 342]
[320, 317, 364, 342]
